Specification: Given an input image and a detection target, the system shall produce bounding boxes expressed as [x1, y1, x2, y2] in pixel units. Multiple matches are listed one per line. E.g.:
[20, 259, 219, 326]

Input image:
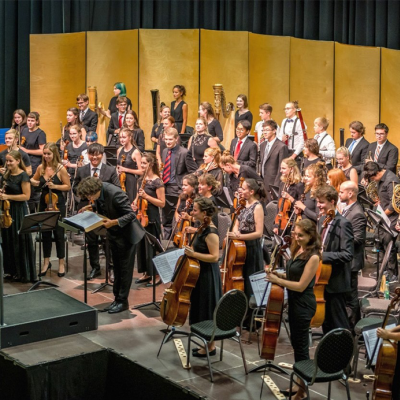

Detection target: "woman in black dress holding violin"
[267, 219, 320, 400]
[31, 143, 71, 277]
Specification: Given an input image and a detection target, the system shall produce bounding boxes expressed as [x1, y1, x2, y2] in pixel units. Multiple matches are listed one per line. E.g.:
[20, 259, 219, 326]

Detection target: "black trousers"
[380, 230, 398, 277]
[86, 230, 101, 271]
[345, 271, 361, 331]
[162, 183, 179, 238]
[322, 291, 351, 334]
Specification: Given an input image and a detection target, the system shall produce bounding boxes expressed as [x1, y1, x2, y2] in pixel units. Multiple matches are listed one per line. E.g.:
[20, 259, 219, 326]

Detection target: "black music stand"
[269, 185, 280, 201]
[91, 227, 113, 294]
[133, 232, 164, 310]
[21, 212, 60, 292]
[215, 187, 232, 209]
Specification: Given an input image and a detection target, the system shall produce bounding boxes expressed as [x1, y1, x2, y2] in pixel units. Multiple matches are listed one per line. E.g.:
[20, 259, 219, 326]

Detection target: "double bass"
[0, 182, 12, 228]
[160, 217, 210, 327]
[172, 198, 194, 248]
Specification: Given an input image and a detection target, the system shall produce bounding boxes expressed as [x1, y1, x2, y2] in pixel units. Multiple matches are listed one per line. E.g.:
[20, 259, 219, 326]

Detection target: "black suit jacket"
[107, 112, 123, 146]
[81, 109, 98, 133]
[345, 137, 369, 174]
[132, 129, 145, 153]
[162, 145, 197, 189]
[229, 137, 257, 168]
[95, 182, 145, 245]
[318, 213, 353, 293]
[366, 140, 398, 173]
[342, 202, 367, 272]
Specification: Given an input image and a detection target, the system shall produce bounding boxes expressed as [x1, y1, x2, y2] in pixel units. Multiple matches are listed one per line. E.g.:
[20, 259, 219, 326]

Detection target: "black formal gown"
[303, 157, 324, 170]
[171, 100, 186, 133]
[235, 110, 253, 130]
[66, 142, 87, 176]
[188, 134, 210, 167]
[207, 119, 223, 142]
[286, 255, 316, 362]
[189, 225, 222, 325]
[117, 147, 138, 203]
[136, 178, 163, 276]
[1, 172, 36, 282]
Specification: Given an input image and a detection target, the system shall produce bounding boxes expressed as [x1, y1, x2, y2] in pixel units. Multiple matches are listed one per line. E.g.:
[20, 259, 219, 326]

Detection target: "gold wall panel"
[249, 34, 290, 129]
[87, 30, 139, 143]
[381, 47, 400, 151]
[290, 38, 334, 138]
[30, 32, 86, 143]
[139, 29, 199, 145]
[334, 43, 380, 145]
[200, 29, 249, 131]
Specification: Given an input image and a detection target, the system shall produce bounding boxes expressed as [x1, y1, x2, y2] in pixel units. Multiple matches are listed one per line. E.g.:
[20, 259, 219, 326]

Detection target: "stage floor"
[2, 240, 377, 400]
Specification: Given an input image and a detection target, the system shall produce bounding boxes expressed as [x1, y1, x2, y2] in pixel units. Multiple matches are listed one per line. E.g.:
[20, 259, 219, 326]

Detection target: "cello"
[137, 164, 150, 227]
[160, 217, 210, 327]
[310, 209, 335, 328]
[0, 182, 12, 228]
[172, 198, 194, 248]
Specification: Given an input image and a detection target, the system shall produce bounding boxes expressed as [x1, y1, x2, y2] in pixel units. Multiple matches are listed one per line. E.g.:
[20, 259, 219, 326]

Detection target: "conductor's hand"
[184, 246, 195, 257]
[78, 205, 93, 214]
[103, 218, 118, 229]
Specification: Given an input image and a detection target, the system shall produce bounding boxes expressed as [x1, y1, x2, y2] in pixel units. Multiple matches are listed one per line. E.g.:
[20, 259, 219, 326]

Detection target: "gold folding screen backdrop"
[30, 29, 400, 149]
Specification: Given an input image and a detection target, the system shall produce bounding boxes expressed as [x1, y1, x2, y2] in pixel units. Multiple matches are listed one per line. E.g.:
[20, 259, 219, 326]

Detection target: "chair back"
[217, 212, 231, 249]
[315, 328, 354, 375]
[376, 240, 393, 290]
[214, 290, 248, 332]
[264, 200, 277, 238]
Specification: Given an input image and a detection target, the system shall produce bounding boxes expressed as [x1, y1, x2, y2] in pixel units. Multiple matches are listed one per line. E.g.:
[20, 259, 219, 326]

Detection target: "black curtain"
[1, 0, 400, 127]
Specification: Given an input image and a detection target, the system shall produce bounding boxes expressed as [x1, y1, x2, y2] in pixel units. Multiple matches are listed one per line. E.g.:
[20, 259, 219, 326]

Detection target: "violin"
[220, 196, 246, 293]
[20, 136, 26, 146]
[63, 146, 69, 161]
[160, 217, 210, 327]
[295, 193, 306, 224]
[137, 165, 150, 227]
[173, 198, 194, 249]
[0, 182, 12, 229]
[119, 154, 127, 192]
[310, 209, 335, 328]
[232, 177, 245, 219]
[43, 165, 63, 212]
[274, 169, 293, 233]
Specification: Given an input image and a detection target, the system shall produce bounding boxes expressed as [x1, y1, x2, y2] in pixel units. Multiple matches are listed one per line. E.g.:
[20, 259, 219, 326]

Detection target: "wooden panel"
[381, 47, 400, 151]
[290, 38, 334, 138]
[334, 43, 380, 146]
[139, 29, 199, 146]
[30, 32, 86, 143]
[249, 34, 290, 130]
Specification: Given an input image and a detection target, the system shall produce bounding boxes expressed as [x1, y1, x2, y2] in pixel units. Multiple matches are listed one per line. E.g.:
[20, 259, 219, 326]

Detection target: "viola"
[160, 217, 210, 327]
[43, 164, 63, 212]
[274, 169, 293, 233]
[295, 193, 306, 224]
[310, 209, 335, 328]
[220, 197, 246, 293]
[0, 182, 12, 229]
[371, 287, 400, 400]
[232, 177, 245, 220]
[137, 165, 150, 227]
[119, 154, 127, 192]
[173, 198, 194, 249]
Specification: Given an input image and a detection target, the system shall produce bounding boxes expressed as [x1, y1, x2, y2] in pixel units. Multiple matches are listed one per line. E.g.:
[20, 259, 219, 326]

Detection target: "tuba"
[213, 84, 234, 121]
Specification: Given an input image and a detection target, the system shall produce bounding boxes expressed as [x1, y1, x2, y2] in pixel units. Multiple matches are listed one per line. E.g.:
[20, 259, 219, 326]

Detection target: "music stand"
[20, 212, 60, 292]
[133, 232, 164, 310]
[91, 227, 113, 294]
[269, 185, 280, 201]
[215, 187, 232, 209]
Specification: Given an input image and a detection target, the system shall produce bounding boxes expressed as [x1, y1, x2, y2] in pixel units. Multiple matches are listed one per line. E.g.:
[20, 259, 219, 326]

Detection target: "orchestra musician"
[0, 150, 36, 283]
[195, 147, 223, 195]
[123, 110, 145, 153]
[345, 121, 369, 176]
[365, 123, 398, 174]
[227, 179, 265, 300]
[315, 185, 353, 333]
[156, 116, 177, 168]
[302, 139, 323, 170]
[197, 173, 220, 228]
[77, 177, 145, 314]
[151, 105, 170, 149]
[107, 96, 128, 147]
[11, 109, 27, 135]
[81, 132, 106, 166]
[229, 120, 257, 168]
[0, 129, 32, 176]
[313, 117, 335, 170]
[234, 94, 253, 130]
[62, 107, 86, 145]
[116, 128, 143, 202]
[336, 146, 358, 185]
[63, 125, 87, 177]
[259, 120, 288, 202]
[183, 197, 222, 357]
[98, 82, 132, 119]
[31, 143, 71, 278]
[266, 219, 320, 399]
[198, 102, 223, 143]
[339, 181, 367, 330]
[327, 168, 347, 212]
[171, 85, 188, 134]
[254, 103, 280, 141]
[364, 161, 399, 283]
[131, 153, 165, 286]
[76, 94, 98, 133]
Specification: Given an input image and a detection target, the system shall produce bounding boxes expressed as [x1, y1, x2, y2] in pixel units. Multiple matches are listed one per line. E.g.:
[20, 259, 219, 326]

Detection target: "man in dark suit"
[161, 127, 197, 237]
[229, 120, 257, 168]
[315, 185, 354, 333]
[107, 96, 128, 146]
[74, 143, 121, 281]
[339, 181, 367, 329]
[77, 178, 145, 314]
[259, 120, 288, 202]
[345, 120, 369, 176]
[364, 123, 398, 174]
[77, 94, 98, 133]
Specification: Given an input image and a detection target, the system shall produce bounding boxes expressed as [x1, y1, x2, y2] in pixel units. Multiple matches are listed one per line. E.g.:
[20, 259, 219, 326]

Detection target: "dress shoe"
[87, 268, 101, 280]
[58, 266, 66, 278]
[280, 389, 298, 397]
[135, 276, 151, 284]
[108, 269, 115, 283]
[102, 301, 117, 312]
[38, 262, 52, 277]
[146, 279, 162, 287]
[108, 301, 129, 314]
[192, 348, 216, 358]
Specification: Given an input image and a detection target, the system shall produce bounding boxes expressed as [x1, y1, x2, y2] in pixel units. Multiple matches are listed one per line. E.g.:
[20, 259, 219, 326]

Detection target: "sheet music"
[250, 270, 288, 307]
[223, 187, 233, 207]
[64, 211, 105, 232]
[363, 323, 396, 366]
[375, 204, 398, 237]
[153, 249, 185, 284]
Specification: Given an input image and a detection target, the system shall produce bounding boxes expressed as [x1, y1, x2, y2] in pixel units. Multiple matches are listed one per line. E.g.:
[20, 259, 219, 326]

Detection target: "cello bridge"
[164, 289, 176, 294]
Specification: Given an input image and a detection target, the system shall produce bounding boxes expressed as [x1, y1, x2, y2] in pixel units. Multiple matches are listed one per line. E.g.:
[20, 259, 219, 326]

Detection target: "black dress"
[171, 100, 187, 133]
[286, 255, 317, 362]
[66, 142, 87, 176]
[303, 157, 324, 170]
[342, 166, 356, 181]
[190, 225, 222, 325]
[1, 172, 36, 282]
[20, 127, 46, 175]
[117, 147, 138, 203]
[228, 165, 262, 195]
[108, 96, 132, 114]
[208, 119, 223, 142]
[238, 201, 264, 298]
[235, 110, 253, 130]
[0, 148, 31, 169]
[151, 123, 163, 150]
[188, 134, 210, 167]
[136, 178, 163, 276]
[302, 190, 318, 223]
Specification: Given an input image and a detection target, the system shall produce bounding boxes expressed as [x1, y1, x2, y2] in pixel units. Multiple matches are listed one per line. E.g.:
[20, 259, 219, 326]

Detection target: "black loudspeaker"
[0, 288, 97, 348]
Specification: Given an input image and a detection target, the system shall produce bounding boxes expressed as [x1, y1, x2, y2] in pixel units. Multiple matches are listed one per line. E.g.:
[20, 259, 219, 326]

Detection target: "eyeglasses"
[76, 101, 86, 105]
[375, 132, 387, 136]
[263, 129, 274, 132]
[236, 128, 246, 132]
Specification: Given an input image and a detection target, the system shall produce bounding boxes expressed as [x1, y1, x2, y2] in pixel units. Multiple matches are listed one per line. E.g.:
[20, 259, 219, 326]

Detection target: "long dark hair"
[290, 219, 321, 261]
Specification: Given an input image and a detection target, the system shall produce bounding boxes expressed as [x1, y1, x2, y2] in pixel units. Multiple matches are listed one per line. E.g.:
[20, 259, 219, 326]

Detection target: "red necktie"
[119, 115, 123, 128]
[163, 150, 172, 184]
[234, 140, 242, 159]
